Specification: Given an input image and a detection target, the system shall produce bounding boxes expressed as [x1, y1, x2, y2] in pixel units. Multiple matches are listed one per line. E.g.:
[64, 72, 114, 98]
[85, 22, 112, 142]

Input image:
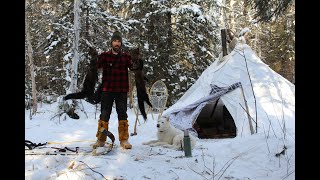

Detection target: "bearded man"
[92, 31, 133, 149]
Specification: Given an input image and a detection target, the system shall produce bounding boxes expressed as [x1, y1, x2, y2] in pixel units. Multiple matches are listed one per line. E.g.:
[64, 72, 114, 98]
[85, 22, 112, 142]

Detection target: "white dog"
[142, 116, 196, 150]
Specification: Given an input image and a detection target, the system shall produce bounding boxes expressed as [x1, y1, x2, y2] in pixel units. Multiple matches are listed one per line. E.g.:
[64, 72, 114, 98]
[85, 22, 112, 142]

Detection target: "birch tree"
[60, 0, 82, 119]
[26, 1, 37, 115]
[69, 0, 82, 95]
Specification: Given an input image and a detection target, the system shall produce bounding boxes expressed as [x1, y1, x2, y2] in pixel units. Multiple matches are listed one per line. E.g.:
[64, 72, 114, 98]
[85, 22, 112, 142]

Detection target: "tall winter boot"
[92, 120, 108, 149]
[118, 120, 132, 149]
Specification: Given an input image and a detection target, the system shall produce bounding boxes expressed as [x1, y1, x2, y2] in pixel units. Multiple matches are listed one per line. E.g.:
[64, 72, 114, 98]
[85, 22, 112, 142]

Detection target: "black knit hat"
[111, 31, 122, 43]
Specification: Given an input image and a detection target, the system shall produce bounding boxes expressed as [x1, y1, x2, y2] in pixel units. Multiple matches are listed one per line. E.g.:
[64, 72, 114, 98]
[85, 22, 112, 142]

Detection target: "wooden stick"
[131, 106, 140, 136]
[240, 86, 254, 134]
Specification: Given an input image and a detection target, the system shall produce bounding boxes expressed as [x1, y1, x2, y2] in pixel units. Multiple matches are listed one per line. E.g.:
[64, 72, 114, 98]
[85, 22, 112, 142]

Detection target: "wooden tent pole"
[128, 71, 134, 109]
[240, 86, 254, 134]
[145, 87, 154, 119]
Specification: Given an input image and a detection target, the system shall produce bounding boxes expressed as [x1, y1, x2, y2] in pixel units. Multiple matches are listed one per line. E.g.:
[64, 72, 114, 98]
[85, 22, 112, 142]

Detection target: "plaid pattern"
[97, 49, 133, 92]
[209, 82, 242, 95]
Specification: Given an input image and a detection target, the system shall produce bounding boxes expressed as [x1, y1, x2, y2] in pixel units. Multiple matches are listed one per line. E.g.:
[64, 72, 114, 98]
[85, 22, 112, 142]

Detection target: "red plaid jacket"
[97, 49, 133, 92]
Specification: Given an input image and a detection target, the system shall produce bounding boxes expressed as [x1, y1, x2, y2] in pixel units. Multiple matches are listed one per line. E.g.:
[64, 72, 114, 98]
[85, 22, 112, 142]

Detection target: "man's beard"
[112, 46, 121, 53]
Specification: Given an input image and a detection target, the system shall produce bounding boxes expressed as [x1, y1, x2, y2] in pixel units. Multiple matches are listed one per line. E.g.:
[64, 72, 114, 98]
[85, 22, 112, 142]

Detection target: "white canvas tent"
[162, 39, 295, 138]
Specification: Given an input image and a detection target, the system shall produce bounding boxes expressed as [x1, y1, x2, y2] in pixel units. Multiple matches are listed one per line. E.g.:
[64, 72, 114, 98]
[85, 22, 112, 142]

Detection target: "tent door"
[193, 99, 236, 139]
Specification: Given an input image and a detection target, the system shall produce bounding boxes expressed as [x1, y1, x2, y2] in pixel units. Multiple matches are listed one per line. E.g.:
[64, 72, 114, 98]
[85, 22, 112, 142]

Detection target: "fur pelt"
[64, 47, 101, 104]
[63, 47, 152, 121]
[130, 48, 153, 120]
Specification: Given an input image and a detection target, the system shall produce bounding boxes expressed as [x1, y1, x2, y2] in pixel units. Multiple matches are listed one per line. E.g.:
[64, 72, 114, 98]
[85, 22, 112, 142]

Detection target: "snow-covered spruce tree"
[25, 0, 74, 105]
[168, 0, 221, 106]
[25, 0, 64, 109]
[254, 7, 295, 83]
[222, 0, 295, 83]
[247, 0, 293, 22]
[125, 0, 221, 106]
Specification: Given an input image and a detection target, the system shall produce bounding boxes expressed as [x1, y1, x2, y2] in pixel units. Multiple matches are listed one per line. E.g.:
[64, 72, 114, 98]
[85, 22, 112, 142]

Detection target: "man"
[92, 31, 133, 149]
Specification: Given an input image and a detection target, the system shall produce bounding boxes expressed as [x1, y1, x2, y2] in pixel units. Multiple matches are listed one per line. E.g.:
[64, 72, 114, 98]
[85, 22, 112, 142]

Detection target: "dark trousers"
[100, 92, 128, 121]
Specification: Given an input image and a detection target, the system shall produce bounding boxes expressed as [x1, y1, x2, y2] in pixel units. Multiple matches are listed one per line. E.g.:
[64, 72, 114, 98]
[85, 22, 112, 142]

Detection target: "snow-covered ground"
[25, 100, 295, 180]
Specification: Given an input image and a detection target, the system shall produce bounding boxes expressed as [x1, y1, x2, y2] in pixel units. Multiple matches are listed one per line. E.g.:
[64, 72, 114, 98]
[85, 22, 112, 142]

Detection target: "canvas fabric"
[165, 82, 241, 135]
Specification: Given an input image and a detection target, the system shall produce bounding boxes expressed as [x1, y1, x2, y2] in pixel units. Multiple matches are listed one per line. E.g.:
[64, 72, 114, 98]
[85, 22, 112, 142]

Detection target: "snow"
[239, 27, 250, 37]
[25, 99, 295, 179]
[63, 52, 72, 61]
[46, 32, 53, 40]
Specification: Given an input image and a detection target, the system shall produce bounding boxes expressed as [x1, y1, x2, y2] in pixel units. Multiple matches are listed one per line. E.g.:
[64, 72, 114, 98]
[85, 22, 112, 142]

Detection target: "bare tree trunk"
[221, 0, 228, 29]
[229, 0, 236, 31]
[25, 9, 37, 115]
[69, 0, 81, 94]
[84, 4, 89, 40]
[63, 0, 82, 119]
